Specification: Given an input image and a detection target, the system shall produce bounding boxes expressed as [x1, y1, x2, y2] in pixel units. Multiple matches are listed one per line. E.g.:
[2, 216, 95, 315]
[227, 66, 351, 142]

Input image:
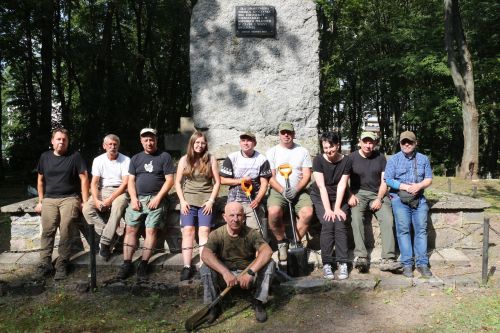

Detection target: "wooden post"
[88, 224, 97, 291]
[447, 178, 452, 193]
[482, 218, 490, 285]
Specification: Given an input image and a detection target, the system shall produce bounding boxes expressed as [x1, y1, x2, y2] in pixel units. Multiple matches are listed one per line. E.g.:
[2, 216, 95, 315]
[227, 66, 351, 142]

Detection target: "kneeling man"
[201, 202, 275, 324]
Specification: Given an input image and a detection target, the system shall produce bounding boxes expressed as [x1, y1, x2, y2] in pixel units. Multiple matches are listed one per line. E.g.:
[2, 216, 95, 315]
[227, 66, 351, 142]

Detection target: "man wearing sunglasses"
[384, 131, 433, 278]
[266, 122, 313, 262]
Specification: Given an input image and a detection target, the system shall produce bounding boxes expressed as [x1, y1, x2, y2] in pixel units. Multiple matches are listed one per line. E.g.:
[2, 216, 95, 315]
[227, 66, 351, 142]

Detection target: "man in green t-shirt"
[200, 202, 275, 324]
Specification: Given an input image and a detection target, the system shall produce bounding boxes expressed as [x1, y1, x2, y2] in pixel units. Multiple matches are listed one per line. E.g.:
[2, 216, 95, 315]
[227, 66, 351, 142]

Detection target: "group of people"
[33, 122, 434, 323]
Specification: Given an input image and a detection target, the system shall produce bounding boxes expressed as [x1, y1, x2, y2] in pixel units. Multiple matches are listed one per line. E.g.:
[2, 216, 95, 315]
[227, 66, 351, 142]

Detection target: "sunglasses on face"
[400, 139, 415, 145]
[280, 130, 293, 135]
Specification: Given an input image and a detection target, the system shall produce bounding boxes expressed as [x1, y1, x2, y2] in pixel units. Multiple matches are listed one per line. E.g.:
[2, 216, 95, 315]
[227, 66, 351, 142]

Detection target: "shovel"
[185, 261, 255, 331]
[277, 163, 309, 277]
[240, 180, 292, 282]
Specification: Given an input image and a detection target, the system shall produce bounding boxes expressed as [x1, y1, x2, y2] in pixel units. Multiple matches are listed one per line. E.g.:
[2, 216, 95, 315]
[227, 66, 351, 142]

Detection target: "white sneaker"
[323, 264, 335, 280]
[337, 263, 348, 280]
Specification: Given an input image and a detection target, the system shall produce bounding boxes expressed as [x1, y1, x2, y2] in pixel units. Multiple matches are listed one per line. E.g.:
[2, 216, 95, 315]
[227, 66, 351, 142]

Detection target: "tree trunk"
[444, 0, 479, 179]
[40, 0, 54, 135]
[0, 61, 4, 181]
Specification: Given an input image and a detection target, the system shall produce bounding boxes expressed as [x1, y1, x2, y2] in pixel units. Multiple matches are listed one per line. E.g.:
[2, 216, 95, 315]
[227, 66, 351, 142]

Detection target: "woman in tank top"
[175, 131, 220, 281]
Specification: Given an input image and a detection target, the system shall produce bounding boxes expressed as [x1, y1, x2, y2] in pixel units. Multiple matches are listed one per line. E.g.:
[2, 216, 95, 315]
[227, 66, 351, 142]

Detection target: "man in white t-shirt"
[266, 122, 313, 261]
[83, 134, 130, 260]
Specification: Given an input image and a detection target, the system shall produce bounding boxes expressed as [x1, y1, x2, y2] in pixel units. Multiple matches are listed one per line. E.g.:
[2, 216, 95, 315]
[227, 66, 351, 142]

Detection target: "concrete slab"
[376, 275, 414, 290]
[429, 251, 445, 266]
[162, 253, 185, 270]
[0, 252, 24, 265]
[438, 248, 471, 266]
[15, 252, 40, 265]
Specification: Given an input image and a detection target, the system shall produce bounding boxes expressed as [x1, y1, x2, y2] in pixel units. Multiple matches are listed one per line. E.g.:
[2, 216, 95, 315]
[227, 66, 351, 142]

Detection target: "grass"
[0, 292, 197, 332]
[420, 291, 500, 332]
[429, 176, 500, 213]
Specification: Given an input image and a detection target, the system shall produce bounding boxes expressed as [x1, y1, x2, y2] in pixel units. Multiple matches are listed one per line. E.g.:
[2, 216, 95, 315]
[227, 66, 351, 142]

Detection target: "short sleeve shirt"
[220, 150, 271, 202]
[309, 154, 352, 202]
[349, 150, 386, 193]
[37, 150, 87, 198]
[204, 225, 266, 270]
[91, 153, 130, 187]
[266, 143, 312, 189]
[129, 150, 175, 196]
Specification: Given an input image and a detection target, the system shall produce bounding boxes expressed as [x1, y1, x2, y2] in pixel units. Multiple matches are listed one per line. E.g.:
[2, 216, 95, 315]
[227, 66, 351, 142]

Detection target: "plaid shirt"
[384, 151, 432, 191]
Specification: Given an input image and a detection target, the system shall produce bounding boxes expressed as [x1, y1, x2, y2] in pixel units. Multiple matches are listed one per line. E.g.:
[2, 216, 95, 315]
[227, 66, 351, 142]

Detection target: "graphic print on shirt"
[144, 160, 153, 173]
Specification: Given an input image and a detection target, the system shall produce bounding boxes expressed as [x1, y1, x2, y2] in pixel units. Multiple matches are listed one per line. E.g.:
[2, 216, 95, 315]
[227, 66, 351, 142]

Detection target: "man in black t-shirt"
[117, 128, 175, 281]
[348, 132, 401, 273]
[35, 128, 89, 280]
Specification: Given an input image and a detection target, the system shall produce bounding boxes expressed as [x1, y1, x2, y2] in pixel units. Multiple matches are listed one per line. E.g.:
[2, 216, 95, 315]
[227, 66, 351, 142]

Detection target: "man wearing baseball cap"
[266, 122, 313, 261]
[384, 130, 433, 278]
[348, 131, 401, 273]
[220, 131, 272, 237]
[117, 127, 175, 281]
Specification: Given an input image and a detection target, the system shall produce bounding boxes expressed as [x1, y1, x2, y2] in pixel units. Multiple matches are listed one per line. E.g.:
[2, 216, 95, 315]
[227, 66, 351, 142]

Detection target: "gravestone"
[190, 0, 320, 157]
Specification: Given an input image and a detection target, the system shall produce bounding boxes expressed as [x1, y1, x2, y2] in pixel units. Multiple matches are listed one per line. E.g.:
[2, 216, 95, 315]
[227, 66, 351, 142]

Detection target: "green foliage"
[316, 0, 498, 176]
[0, 0, 192, 171]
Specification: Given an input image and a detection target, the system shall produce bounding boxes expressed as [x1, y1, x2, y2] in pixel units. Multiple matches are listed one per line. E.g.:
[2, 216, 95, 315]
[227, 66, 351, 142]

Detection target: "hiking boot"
[99, 244, 112, 261]
[34, 263, 53, 280]
[136, 261, 149, 282]
[323, 264, 335, 280]
[416, 265, 433, 278]
[277, 240, 289, 262]
[402, 266, 414, 278]
[379, 259, 403, 272]
[206, 304, 222, 324]
[117, 262, 134, 280]
[337, 263, 349, 280]
[355, 257, 370, 273]
[54, 262, 69, 281]
[254, 300, 267, 323]
[180, 266, 195, 281]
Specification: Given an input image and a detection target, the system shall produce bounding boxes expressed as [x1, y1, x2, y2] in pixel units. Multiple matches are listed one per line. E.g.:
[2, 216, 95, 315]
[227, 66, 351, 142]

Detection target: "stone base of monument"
[0, 192, 490, 273]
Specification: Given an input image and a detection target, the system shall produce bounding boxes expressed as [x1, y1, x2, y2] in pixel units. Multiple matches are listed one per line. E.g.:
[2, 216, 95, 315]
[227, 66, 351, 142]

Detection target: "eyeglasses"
[400, 139, 415, 145]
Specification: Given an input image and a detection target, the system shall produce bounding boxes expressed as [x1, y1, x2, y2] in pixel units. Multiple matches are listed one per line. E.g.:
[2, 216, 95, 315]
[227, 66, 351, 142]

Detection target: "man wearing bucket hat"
[348, 131, 401, 273]
[220, 131, 272, 234]
[384, 130, 433, 278]
[266, 122, 313, 261]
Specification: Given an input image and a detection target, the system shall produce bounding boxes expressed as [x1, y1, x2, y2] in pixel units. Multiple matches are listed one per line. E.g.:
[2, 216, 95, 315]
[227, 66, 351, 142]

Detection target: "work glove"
[284, 187, 297, 200]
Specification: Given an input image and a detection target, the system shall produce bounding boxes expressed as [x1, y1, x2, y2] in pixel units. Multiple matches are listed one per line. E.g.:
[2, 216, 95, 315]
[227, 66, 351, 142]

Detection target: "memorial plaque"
[235, 6, 276, 38]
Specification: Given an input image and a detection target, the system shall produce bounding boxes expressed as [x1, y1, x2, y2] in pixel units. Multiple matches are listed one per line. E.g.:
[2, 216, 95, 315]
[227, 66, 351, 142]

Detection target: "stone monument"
[190, 0, 320, 157]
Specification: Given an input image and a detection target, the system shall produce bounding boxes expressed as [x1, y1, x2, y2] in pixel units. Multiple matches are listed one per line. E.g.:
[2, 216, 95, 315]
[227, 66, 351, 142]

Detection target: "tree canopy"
[0, 0, 498, 178]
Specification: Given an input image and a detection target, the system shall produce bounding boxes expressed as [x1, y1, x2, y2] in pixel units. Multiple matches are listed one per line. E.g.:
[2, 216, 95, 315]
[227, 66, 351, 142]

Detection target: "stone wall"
[190, 0, 320, 158]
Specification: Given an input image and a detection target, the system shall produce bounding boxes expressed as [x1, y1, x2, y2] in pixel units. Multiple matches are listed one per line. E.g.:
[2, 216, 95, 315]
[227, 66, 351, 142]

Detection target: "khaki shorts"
[267, 188, 312, 215]
[125, 195, 167, 229]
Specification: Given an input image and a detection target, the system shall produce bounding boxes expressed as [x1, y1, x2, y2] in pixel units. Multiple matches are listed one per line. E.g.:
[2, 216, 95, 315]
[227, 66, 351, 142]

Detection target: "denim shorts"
[180, 205, 213, 228]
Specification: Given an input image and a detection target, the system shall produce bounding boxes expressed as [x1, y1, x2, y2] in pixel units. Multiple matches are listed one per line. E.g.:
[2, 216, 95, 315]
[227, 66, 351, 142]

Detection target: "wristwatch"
[247, 268, 256, 277]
